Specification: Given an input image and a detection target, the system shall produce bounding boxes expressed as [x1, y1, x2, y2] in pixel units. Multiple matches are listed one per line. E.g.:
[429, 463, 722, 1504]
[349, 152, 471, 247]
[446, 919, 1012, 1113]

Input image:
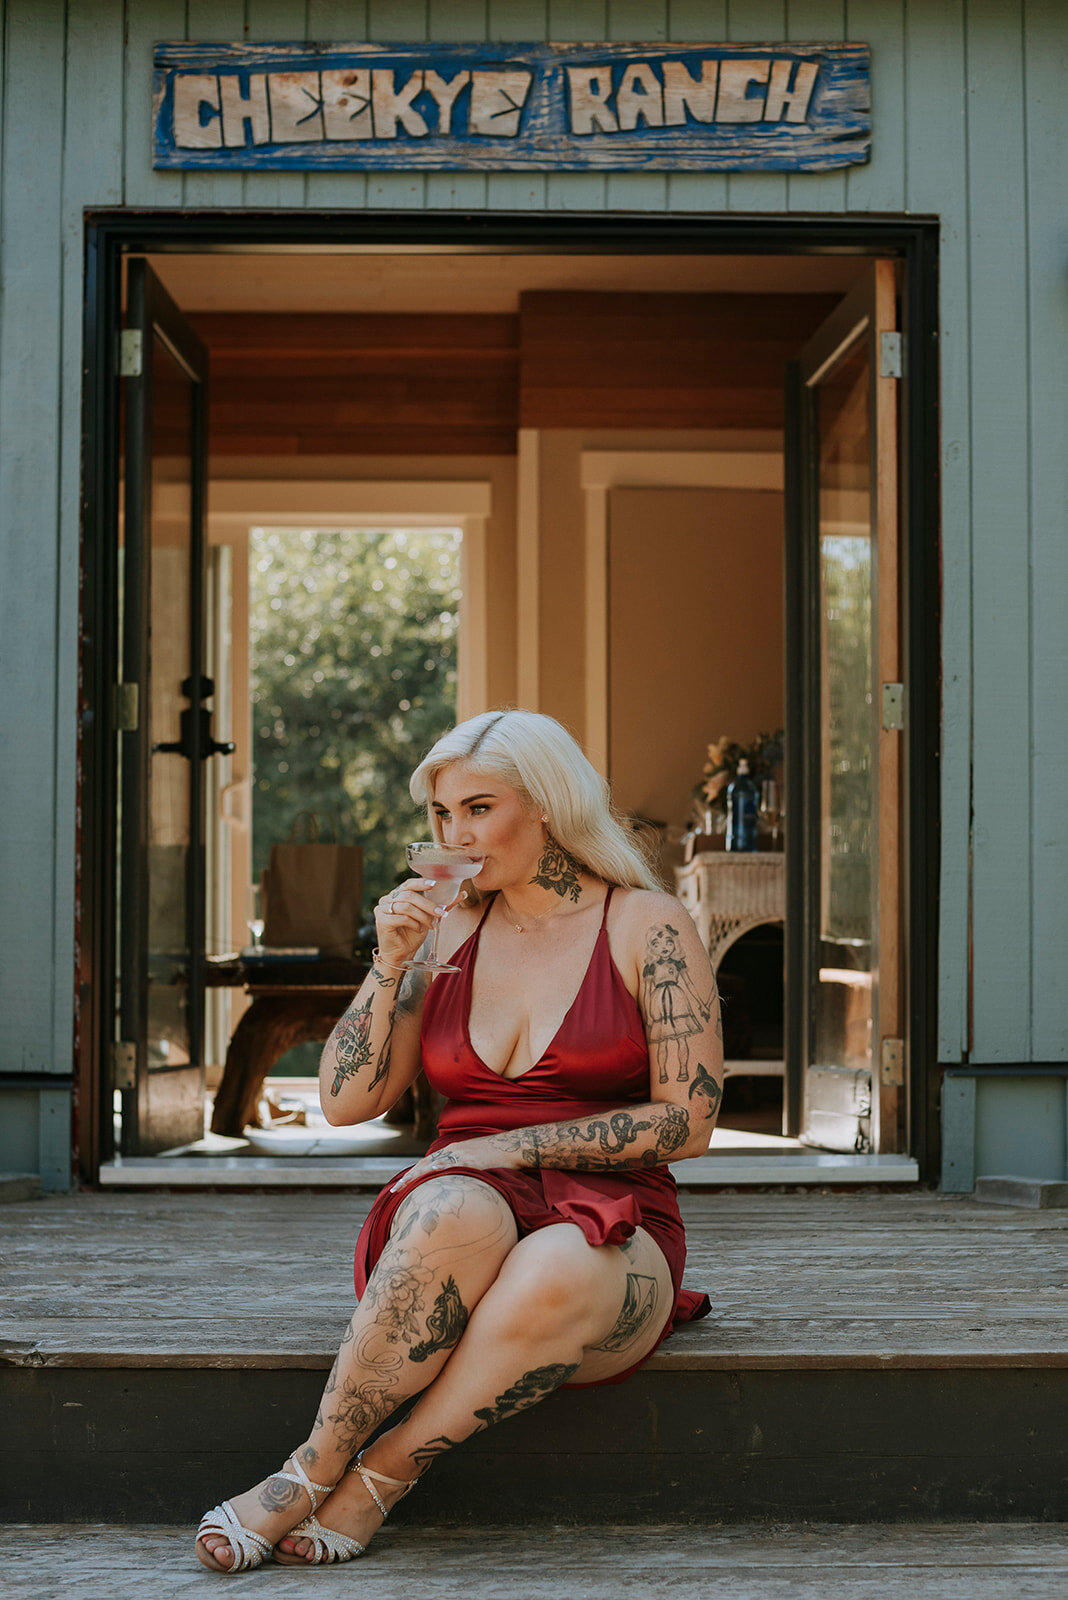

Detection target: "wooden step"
[3, 1192, 1065, 1523]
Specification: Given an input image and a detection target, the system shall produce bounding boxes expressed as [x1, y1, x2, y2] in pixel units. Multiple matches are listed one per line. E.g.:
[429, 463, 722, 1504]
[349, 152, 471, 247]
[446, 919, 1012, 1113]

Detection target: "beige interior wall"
[607, 486, 785, 832]
[526, 429, 782, 748]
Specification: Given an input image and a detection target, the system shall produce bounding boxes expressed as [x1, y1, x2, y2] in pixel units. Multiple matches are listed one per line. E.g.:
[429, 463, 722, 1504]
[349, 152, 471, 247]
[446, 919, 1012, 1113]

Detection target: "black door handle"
[152, 706, 234, 760]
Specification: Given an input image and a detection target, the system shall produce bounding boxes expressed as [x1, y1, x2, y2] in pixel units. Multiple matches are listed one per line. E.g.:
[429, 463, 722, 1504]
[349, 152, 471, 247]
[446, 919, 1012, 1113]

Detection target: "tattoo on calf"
[409, 1434, 464, 1474]
[530, 836, 583, 903]
[598, 1271, 660, 1353]
[473, 1362, 580, 1428]
[324, 1330, 404, 1454]
[408, 1275, 469, 1363]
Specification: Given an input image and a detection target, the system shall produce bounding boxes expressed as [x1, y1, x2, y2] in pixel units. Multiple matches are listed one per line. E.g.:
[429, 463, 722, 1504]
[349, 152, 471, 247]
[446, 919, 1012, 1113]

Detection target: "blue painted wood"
[966, 0, 1033, 1064]
[666, 1, 728, 212]
[1024, 0, 1068, 1064]
[180, 2, 247, 207]
[0, 0, 67, 1087]
[940, 1073, 976, 1192]
[305, 3, 370, 208]
[903, 0, 972, 1063]
[785, 0, 847, 212]
[725, 0, 789, 212]
[124, 0, 186, 204]
[844, 0, 905, 213]
[152, 39, 872, 172]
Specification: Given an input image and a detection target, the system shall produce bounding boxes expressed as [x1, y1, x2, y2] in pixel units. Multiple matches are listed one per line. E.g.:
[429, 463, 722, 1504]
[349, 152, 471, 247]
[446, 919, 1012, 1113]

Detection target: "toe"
[196, 1536, 234, 1572]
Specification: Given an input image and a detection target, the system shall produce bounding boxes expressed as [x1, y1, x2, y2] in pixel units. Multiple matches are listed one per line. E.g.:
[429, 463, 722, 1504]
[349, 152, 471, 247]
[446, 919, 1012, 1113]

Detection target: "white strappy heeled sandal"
[273, 1452, 417, 1566]
[195, 1453, 336, 1574]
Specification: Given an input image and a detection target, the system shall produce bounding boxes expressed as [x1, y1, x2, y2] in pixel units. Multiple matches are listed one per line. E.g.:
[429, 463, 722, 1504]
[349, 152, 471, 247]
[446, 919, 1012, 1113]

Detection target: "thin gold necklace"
[498, 891, 566, 935]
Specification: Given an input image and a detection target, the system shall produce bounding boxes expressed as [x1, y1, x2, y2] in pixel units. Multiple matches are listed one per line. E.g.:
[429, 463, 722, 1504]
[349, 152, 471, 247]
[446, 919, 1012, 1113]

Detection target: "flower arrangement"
[694, 728, 784, 820]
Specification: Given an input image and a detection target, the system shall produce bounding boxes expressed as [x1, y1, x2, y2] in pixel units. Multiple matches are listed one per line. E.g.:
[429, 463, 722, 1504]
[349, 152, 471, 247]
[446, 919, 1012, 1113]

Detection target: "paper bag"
[261, 813, 363, 959]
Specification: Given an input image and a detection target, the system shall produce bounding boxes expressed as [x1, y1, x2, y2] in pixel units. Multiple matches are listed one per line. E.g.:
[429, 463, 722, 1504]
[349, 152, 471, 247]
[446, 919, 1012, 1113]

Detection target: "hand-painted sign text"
[153, 41, 871, 172]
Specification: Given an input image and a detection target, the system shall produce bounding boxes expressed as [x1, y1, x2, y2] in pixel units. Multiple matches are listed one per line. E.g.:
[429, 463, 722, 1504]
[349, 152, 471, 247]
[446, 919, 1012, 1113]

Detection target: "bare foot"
[275, 1458, 410, 1566]
[195, 1457, 331, 1573]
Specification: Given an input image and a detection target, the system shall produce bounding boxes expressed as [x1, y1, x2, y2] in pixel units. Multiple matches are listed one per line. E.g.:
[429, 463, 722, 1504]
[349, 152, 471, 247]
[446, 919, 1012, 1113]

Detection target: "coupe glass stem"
[427, 910, 444, 968]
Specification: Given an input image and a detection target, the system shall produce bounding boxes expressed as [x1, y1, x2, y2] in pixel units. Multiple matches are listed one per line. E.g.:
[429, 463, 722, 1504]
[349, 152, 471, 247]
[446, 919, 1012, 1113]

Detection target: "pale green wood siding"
[0, 0, 1066, 1176]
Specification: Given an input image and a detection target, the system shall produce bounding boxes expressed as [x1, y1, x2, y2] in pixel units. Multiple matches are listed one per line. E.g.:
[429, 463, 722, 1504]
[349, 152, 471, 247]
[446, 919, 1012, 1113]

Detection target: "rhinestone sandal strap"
[275, 1454, 335, 1515]
[298, 1513, 367, 1564]
[198, 1501, 274, 1572]
[351, 1456, 417, 1519]
[352, 1463, 390, 1519]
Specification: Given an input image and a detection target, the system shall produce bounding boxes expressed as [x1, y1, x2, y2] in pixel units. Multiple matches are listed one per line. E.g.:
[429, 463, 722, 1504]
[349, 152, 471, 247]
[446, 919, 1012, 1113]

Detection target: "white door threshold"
[98, 1150, 919, 1188]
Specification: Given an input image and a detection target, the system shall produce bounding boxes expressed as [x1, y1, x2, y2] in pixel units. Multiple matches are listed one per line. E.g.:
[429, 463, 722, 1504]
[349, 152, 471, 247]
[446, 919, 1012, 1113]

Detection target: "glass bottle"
[726, 758, 759, 853]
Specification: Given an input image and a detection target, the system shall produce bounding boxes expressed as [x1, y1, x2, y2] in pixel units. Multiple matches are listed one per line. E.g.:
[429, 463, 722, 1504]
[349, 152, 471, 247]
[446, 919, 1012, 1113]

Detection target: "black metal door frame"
[79, 209, 941, 1182]
[119, 261, 211, 1154]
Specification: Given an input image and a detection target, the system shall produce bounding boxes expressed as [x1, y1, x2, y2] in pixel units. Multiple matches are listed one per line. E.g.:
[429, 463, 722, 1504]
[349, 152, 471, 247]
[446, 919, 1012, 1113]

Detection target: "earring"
[541, 815, 549, 824]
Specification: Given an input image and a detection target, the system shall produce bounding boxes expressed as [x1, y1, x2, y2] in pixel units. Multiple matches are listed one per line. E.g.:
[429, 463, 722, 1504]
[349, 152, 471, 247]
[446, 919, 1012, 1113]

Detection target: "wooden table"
[206, 958, 366, 1137]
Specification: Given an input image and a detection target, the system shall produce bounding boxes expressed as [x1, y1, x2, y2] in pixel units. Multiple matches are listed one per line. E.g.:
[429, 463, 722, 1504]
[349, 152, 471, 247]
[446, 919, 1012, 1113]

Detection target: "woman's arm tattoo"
[688, 1060, 723, 1119]
[494, 1099, 693, 1170]
[327, 962, 429, 1098]
[641, 921, 722, 1084]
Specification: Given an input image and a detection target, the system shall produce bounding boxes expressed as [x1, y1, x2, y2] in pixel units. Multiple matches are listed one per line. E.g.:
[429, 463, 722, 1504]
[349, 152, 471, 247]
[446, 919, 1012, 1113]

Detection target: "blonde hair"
[409, 709, 662, 893]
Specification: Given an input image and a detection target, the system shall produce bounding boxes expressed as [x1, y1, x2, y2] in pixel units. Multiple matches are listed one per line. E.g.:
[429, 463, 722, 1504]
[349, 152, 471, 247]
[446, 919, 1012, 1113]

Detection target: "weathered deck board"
[3, 1522, 1068, 1600]
[2, 1191, 1066, 1369]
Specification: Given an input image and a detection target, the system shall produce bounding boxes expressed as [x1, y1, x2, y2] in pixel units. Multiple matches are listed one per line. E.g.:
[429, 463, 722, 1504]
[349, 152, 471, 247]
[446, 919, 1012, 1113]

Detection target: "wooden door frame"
[786, 262, 903, 1153]
[79, 209, 941, 1183]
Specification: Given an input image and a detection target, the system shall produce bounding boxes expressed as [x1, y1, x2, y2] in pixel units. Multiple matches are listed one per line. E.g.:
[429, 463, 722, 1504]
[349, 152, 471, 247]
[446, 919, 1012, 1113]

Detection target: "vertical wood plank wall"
[0, 0, 1065, 1124]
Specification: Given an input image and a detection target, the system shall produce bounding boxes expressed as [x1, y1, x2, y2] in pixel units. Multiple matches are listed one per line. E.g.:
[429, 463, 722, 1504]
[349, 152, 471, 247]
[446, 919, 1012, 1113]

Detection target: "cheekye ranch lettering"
[153, 41, 871, 173]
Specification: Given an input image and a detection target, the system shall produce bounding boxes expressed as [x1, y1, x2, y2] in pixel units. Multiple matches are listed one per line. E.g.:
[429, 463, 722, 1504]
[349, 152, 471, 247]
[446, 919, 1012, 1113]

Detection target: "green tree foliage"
[249, 526, 461, 923]
[821, 533, 872, 945]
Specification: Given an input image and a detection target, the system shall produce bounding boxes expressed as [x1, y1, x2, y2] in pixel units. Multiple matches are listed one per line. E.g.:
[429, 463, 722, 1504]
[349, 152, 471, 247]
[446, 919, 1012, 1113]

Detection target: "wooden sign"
[153, 41, 871, 173]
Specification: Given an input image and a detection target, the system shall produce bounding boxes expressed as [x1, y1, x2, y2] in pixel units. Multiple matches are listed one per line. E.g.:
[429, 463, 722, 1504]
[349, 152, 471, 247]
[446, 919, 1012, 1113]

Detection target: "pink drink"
[422, 861, 478, 908]
[402, 845, 484, 971]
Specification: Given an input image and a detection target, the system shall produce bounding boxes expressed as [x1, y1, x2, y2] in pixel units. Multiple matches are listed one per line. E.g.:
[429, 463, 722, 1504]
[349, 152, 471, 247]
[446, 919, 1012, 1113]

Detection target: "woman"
[196, 709, 723, 1573]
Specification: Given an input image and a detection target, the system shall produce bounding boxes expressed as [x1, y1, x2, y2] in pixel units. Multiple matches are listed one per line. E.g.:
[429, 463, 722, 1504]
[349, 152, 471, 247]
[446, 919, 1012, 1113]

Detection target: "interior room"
[123, 245, 870, 1171]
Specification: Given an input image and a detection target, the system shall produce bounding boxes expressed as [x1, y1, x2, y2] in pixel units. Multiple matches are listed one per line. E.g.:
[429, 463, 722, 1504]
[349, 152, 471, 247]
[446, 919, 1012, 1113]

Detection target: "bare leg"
[196, 1175, 517, 1572]
[282, 1224, 673, 1562]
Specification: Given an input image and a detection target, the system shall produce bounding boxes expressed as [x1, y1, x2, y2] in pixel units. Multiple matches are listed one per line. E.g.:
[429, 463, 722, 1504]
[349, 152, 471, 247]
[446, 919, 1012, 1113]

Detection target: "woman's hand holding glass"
[374, 843, 484, 975]
[373, 877, 447, 970]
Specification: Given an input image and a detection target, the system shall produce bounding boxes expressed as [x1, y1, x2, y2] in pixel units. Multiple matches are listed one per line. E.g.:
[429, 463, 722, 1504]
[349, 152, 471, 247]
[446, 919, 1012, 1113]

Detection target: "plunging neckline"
[463, 889, 614, 1082]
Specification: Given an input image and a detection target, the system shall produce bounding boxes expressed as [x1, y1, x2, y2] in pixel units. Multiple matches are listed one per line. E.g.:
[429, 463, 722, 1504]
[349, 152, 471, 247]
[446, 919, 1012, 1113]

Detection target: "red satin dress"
[352, 887, 711, 1386]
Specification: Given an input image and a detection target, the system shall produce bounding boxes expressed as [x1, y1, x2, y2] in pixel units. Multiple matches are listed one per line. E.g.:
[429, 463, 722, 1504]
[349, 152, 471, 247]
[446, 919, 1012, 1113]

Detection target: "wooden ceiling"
[187, 291, 840, 456]
[150, 250, 864, 313]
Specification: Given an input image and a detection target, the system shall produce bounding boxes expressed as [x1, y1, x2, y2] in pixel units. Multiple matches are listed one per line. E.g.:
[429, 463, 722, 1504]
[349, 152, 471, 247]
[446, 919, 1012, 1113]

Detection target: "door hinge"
[880, 331, 903, 379]
[881, 682, 906, 731]
[118, 328, 143, 377]
[880, 1037, 905, 1088]
[113, 682, 140, 732]
[112, 1040, 137, 1091]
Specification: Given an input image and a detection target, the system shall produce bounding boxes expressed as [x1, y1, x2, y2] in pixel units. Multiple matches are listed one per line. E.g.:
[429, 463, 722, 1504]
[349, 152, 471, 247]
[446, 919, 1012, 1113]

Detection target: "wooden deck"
[2, 1189, 1065, 1370]
[5, 1522, 1068, 1600]
[3, 1190, 1066, 1523]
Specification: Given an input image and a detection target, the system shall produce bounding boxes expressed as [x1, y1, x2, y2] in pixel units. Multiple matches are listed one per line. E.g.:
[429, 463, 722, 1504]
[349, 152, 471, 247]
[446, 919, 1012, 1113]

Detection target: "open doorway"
[87, 223, 936, 1186]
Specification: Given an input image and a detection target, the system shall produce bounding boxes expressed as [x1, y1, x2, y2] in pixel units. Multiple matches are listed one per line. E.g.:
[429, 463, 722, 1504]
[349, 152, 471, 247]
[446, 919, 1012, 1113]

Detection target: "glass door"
[786, 261, 905, 1154]
[116, 261, 215, 1154]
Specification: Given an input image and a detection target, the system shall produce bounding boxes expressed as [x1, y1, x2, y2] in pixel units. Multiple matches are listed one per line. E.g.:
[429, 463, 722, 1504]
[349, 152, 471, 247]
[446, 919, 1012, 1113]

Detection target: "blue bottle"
[726, 759, 759, 853]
